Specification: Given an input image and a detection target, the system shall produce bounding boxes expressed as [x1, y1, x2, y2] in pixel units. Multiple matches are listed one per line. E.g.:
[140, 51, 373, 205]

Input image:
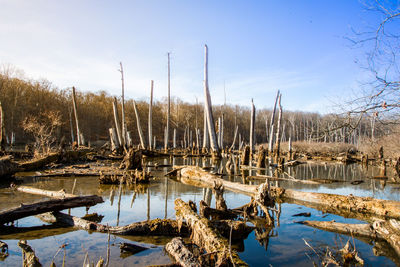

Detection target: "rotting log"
[18, 240, 42, 267]
[0, 195, 103, 225]
[301, 219, 400, 258]
[175, 198, 247, 266]
[119, 148, 142, 170]
[19, 152, 60, 171]
[165, 237, 201, 267]
[177, 166, 400, 220]
[39, 212, 188, 236]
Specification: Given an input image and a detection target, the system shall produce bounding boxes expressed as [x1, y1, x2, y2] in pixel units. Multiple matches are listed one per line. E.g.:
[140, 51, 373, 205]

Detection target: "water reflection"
[0, 156, 398, 266]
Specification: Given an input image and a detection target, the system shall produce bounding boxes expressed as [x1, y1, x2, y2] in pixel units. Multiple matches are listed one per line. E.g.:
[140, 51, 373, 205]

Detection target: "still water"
[0, 157, 398, 266]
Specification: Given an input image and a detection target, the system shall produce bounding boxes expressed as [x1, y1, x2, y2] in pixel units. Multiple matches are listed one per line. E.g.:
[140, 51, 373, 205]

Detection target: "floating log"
[178, 166, 400, 220]
[18, 240, 42, 267]
[165, 237, 201, 267]
[0, 195, 103, 225]
[175, 198, 247, 266]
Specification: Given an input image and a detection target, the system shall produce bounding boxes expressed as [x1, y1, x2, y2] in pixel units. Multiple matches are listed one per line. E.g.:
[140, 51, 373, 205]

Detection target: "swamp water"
[0, 157, 398, 266]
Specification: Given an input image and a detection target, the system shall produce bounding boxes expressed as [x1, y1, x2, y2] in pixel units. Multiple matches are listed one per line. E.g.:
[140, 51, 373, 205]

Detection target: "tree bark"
[175, 198, 247, 266]
[165, 237, 201, 267]
[18, 240, 42, 267]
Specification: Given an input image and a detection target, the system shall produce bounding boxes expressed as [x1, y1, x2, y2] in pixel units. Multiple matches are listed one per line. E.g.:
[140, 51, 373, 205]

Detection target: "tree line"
[0, 72, 391, 149]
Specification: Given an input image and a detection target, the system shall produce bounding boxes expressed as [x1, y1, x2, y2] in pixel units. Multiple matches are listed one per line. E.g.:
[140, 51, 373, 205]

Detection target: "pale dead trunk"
[165, 53, 171, 151]
[203, 45, 219, 154]
[109, 128, 120, 151]
[250, 99, 256, 159]
[119, 62, 127, 147]
[133, 100, 146, 149]
[112, 97, 123, 147]
[148, 80, 154, 150]
[230, 125, 238, 151]
[71, 87, 82, 146]
[268, 90, 280, 154]
[274, 93, 282, 160]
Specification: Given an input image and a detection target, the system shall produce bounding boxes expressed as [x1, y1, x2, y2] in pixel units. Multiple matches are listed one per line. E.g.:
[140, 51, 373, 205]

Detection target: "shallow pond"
[0, 157, 398, 266]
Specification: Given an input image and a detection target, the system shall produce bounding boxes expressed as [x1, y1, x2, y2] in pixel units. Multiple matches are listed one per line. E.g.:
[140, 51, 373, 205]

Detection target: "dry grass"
[358, 132, 400, 159]
[281, 141, 356, 156]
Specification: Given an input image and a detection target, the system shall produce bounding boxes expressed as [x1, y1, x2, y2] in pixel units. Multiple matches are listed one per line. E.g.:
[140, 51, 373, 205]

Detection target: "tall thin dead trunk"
[268, 90, 280, 154]
[0, 102, 5, 151]
[72, 87, 82, 146]
[133, 100, 146, 149]
[230, 125, 238, 151]
[119, 62, 126, 148]
[203, 45, 219, 154]
[148, 80, 154, 150]
[202, 105, 209, 149]
[274, 94, 283, 159]
[173, 128, 177, 149]
[249, 99, 256, 156]
[165, 53, 171, 151]
[112, 97, 123, 147]
[221, 113, 224, 149]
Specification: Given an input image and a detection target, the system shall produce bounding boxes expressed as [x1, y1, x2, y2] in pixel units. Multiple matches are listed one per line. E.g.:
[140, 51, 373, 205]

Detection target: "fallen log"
[301, 219, 400, 258]
[165, 237, 201, 267]
[178, 166, 400, 220]
[175, 198, 247, 266]
[18, 152, 61, 171]
[0, 195, 104, 225]
[38, 212, 189, 236]
[16, 186, 76, 199]
[119, 242, 148, 255]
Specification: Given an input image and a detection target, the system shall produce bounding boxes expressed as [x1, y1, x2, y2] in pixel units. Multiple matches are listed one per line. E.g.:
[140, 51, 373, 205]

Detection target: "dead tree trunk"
[119, 62, 127, 147]
[0, 155, 19, 178]
[202, 104, 209, 152]
[268, 90, 280, 155]
[16, 186, 77, 199]
[203, 45, 220, 156]
[175, 198, 247, 266]
[165, 52, 171, 152]
[249, 99, 256, 160]
[109, 128, 120, 152]
[256, 146, 266, 168]
[133, 100, 146, 149]
[230, 125, 238, 151]
[72, 87, 82, 146]
[148, 80, 154, 150]
[274, 93, 282, 161]
[112, 97, 123, 147]
[173, 128, 177, 149]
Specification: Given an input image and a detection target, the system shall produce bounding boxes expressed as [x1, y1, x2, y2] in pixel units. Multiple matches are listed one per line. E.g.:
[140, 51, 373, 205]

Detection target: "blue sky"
[0, 0, 381, 113]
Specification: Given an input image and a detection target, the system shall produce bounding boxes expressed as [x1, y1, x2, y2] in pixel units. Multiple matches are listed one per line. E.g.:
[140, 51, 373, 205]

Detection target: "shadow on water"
[0, 156, 398, 266]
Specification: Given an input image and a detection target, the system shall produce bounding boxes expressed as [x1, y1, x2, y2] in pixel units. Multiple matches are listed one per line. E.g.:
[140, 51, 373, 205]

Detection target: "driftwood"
[0, 195, 103, 225]
[18, 240, 42, 267]
[175, 198, 247, 266]
[301, 219, 400, 258]
[16, 186, 76, 198]
[199, 200, 237, 220]
[178, 166, 400, 220]
[165, 237, 201, 267]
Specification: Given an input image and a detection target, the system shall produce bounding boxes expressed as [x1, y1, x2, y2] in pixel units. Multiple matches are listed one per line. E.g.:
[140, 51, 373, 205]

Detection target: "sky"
[0, 0, 383, 113]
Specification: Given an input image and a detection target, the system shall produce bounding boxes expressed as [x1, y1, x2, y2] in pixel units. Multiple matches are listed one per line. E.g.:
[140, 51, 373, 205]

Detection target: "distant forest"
[0, 73, 388, 148]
